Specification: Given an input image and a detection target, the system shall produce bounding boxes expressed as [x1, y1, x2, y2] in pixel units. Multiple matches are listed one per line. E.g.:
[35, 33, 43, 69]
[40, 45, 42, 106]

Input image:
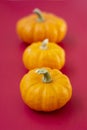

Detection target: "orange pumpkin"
[20, 68, 72, 112]
[16, 8, 67, 44]
[23, 39, 65, 70]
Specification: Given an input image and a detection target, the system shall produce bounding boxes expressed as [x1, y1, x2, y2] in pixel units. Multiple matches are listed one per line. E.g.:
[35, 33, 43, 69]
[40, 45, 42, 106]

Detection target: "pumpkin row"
[16, 8, 72, 112]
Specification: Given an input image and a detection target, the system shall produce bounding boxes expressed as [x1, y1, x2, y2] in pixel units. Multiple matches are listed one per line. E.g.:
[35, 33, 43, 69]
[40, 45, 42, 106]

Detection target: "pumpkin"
[16, 8, 67, 44]
[20, 68, 72, 112]
[23, 39, 65, 70]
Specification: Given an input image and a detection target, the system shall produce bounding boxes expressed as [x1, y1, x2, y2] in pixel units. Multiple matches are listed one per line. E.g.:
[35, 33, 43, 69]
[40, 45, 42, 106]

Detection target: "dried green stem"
[40, 39, 49, 49]
[36, 68, 52, 83]
[33, 8, 44, 22]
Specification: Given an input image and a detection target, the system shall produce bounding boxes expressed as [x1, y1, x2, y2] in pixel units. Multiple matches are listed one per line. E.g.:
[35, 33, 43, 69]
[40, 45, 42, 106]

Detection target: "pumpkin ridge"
[21, 77, 40, 101]
[26, 82, 44, 110]
[51, 83, 61, 109]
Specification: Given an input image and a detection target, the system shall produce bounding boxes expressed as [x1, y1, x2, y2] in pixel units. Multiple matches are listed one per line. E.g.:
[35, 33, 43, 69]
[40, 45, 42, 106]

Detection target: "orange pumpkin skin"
[23, 39, 65, 70]
[20, 68, 72, 112]
[16, 9, 67, 44]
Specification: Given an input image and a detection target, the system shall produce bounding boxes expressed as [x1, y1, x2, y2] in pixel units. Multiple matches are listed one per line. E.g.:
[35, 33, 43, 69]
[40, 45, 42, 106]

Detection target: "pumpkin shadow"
[61, 63, 76, 77]
[59, 32, 78, 51]
[23, 94, 82, 126]
[59, 33, 78, 77]
[18, 41, 30, 74]
[19, 41, 28, 51]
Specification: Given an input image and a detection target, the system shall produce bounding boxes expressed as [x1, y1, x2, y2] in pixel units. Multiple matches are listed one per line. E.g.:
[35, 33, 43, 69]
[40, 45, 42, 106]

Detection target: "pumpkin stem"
[36, 68, 52, 83]
[33, 8, 44, 22]
[40, 39, 49, 49]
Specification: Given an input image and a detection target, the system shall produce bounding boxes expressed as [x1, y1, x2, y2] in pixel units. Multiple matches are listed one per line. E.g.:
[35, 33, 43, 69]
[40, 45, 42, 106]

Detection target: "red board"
[0, 1, 87, 130]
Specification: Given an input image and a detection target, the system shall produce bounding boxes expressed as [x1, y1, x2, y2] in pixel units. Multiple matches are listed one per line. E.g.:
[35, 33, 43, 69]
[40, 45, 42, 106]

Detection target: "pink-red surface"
[0, 0, 87, 130]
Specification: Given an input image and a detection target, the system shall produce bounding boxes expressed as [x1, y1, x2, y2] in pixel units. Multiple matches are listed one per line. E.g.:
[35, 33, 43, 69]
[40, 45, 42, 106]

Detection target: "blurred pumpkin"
[16, 8, 67, 44]
[20, 67, 72, 112]
[23, 39, 65, 70]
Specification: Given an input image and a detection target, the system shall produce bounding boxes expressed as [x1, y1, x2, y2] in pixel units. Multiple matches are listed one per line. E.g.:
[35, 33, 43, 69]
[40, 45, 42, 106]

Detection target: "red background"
[0, 0, 87, 130]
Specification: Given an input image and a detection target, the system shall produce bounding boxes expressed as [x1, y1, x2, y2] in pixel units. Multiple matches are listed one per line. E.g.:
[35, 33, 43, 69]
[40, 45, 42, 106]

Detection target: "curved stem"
[33, 8, 44, 22]
[40, 39, 49, 49]
[36, 68, 52, 83]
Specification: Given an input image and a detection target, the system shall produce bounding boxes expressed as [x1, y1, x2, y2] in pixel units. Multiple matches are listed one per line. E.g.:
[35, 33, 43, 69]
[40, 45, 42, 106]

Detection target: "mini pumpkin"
[23, 39, 65, 70]
[20, 68, 72, 112]
[16, 8, 67, 44]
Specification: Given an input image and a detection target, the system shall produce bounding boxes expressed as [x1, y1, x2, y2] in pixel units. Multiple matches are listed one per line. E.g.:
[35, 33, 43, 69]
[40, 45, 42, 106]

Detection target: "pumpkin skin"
[23, 39, 65, 70]
[20, 68, 72, 112]
[16, 8, 67, 44]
